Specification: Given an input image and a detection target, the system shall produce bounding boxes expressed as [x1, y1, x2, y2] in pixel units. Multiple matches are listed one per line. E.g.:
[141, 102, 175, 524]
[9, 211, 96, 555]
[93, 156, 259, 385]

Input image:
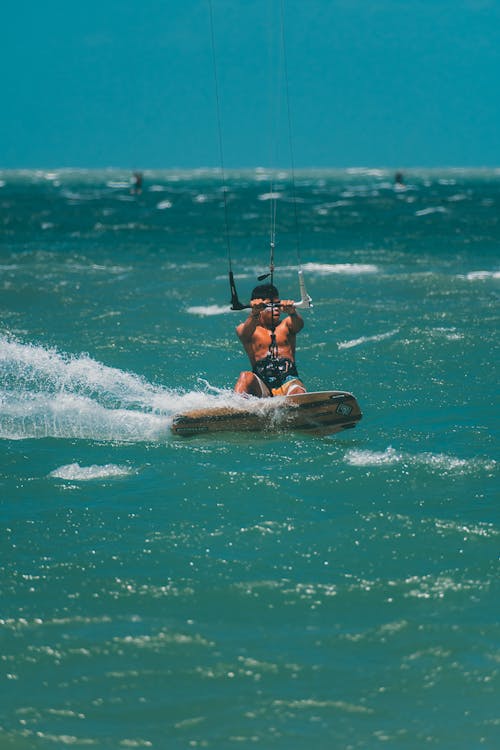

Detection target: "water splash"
[0, 336, 245, 442]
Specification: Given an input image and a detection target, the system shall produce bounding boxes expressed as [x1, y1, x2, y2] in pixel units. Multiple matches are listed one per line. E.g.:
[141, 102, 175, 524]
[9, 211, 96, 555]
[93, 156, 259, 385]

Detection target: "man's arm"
[236, 299, 265, 342]
[281, 300, 304, 334]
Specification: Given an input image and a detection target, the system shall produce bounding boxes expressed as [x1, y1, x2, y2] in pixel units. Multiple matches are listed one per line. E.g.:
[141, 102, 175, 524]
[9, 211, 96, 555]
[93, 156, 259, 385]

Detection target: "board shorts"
[252, 356, 305, 397]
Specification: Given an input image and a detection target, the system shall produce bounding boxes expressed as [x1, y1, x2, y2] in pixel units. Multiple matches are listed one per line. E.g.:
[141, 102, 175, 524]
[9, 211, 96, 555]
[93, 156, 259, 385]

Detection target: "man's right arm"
[236, 299, 265, 341]
[236, 310, 260, 341]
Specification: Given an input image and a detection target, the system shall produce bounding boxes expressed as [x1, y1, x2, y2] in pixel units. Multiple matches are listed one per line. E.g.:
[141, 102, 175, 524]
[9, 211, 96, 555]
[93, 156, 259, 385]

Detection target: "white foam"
[106, 180, 130, 189]
[0, 392, 169, 442]
[447, 193, 468, 202]
[186, 304, 232, 316]
[156, 199, 173, 210]
[314, 200, 352, 212]
[0, 337, 162, 410]
[50, 463, 133, 481]
[346, 168, 385, 177]
[338, 329, 398, 350]
[258, 192, 283, 201]
[460, 270, 500, 281]
[345, 447, 496, 474]
[415, 206, 448, 216]
[345, 446, 403, 466]
[302, 262, 379, 275]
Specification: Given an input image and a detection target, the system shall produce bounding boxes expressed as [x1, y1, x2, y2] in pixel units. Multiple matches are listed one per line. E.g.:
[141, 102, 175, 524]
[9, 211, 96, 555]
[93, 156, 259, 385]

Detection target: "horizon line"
[1, 165, 500, 173]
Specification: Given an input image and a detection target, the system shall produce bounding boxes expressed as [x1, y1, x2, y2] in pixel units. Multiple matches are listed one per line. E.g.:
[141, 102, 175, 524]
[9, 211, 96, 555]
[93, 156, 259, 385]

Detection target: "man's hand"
[250, 298, 267, 316]
[280, 300, 296, 315]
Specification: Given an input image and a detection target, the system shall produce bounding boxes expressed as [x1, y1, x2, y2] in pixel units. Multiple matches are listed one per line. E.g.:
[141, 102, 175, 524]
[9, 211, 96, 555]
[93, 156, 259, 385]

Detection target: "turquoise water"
[1, 168, 498, 748]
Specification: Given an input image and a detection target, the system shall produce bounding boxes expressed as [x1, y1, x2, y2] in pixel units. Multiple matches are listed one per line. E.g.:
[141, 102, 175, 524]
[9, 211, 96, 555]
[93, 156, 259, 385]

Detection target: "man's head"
[251, 284, 281, 326]
[251, 284, 279, 301]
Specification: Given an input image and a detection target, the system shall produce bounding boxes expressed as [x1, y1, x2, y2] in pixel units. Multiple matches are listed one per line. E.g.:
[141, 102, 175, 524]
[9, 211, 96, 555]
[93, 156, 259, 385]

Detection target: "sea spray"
[0, 336, 286, 441]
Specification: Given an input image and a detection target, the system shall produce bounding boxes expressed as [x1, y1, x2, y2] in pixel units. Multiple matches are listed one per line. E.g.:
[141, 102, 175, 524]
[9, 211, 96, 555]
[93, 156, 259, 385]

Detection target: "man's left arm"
[281, 300, 304, 333]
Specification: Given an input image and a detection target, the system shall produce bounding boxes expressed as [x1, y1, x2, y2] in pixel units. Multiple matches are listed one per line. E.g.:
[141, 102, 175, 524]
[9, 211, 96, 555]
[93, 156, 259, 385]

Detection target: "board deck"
[171, 391, 362, 437]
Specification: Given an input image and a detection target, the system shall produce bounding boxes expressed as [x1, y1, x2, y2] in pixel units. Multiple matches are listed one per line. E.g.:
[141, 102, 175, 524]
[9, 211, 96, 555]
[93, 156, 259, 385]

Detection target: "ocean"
[0, 168, 498, 749]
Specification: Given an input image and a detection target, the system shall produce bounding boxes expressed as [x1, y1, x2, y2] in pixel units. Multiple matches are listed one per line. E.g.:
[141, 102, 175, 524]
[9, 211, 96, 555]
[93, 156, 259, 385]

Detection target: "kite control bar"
[229, 269, 313, 311]
[292, 269, 313, 309]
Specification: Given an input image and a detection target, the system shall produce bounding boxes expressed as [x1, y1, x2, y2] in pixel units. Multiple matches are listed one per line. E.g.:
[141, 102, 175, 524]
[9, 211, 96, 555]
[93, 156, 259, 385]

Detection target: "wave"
[301, 262, 379, 275]
[215, 262, 379, 283]
[49, 463, 133, 480]
[186, 304, 232, 316]
[338, 329, 398, 350]
[258, 191, 283, 201]
[105, 180, 130, 189]
[459, 270, 500, 281]
[156, 199, 173, 210]
[344, 446, 496, 474]
[415, 206, 448, 216]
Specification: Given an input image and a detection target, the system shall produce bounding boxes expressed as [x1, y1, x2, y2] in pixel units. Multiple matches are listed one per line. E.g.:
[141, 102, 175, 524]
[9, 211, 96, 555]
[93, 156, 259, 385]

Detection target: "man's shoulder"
[237, 322, 260, 341]
[279, 316, 299, 332]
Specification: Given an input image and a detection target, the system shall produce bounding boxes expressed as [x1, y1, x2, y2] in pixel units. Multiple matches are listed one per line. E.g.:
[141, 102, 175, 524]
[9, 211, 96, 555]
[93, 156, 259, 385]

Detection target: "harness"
[253, 355, 299, 392]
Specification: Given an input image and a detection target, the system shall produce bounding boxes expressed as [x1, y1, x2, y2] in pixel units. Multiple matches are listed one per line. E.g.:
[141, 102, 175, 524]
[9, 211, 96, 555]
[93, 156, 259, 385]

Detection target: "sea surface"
[0, 168, 498, 749]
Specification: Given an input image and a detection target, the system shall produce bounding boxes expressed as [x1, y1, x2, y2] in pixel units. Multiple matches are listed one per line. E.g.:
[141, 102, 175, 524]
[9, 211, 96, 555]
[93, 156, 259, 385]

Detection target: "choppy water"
[0, 168, 498, 748]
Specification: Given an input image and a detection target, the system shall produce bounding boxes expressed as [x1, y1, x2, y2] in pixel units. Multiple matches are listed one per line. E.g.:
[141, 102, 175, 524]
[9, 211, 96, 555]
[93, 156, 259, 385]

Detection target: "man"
[234, 283, 306, 397]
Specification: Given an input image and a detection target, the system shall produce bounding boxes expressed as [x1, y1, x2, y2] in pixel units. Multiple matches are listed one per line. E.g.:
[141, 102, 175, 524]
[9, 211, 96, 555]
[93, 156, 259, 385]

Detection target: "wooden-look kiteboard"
[171, 390, 362, 437]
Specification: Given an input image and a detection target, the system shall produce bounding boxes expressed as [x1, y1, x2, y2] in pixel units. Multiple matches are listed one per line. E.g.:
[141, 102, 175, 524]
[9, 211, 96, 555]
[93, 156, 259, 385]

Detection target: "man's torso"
[241, 320, 296, 366]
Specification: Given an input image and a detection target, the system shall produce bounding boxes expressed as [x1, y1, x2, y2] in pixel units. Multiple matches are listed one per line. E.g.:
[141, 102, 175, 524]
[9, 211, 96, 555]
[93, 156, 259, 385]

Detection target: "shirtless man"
[234, 283, 306, 397]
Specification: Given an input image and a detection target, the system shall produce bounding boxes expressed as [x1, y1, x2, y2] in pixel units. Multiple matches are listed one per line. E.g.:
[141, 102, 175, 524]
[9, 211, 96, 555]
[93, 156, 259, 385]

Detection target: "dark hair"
[251, 283, 279, 300]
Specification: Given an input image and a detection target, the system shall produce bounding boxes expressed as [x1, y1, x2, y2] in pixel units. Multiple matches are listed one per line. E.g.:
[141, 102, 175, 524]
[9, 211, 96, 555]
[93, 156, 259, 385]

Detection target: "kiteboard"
[171, 390, 362, 437]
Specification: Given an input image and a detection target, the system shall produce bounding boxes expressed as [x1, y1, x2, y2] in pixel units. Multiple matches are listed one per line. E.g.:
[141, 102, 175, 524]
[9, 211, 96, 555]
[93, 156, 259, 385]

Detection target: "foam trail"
[0, 336, 244, 442]
[0, 337, 161, 410]
[0, 336, 304, 442]
[0, 392, 168, 442]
